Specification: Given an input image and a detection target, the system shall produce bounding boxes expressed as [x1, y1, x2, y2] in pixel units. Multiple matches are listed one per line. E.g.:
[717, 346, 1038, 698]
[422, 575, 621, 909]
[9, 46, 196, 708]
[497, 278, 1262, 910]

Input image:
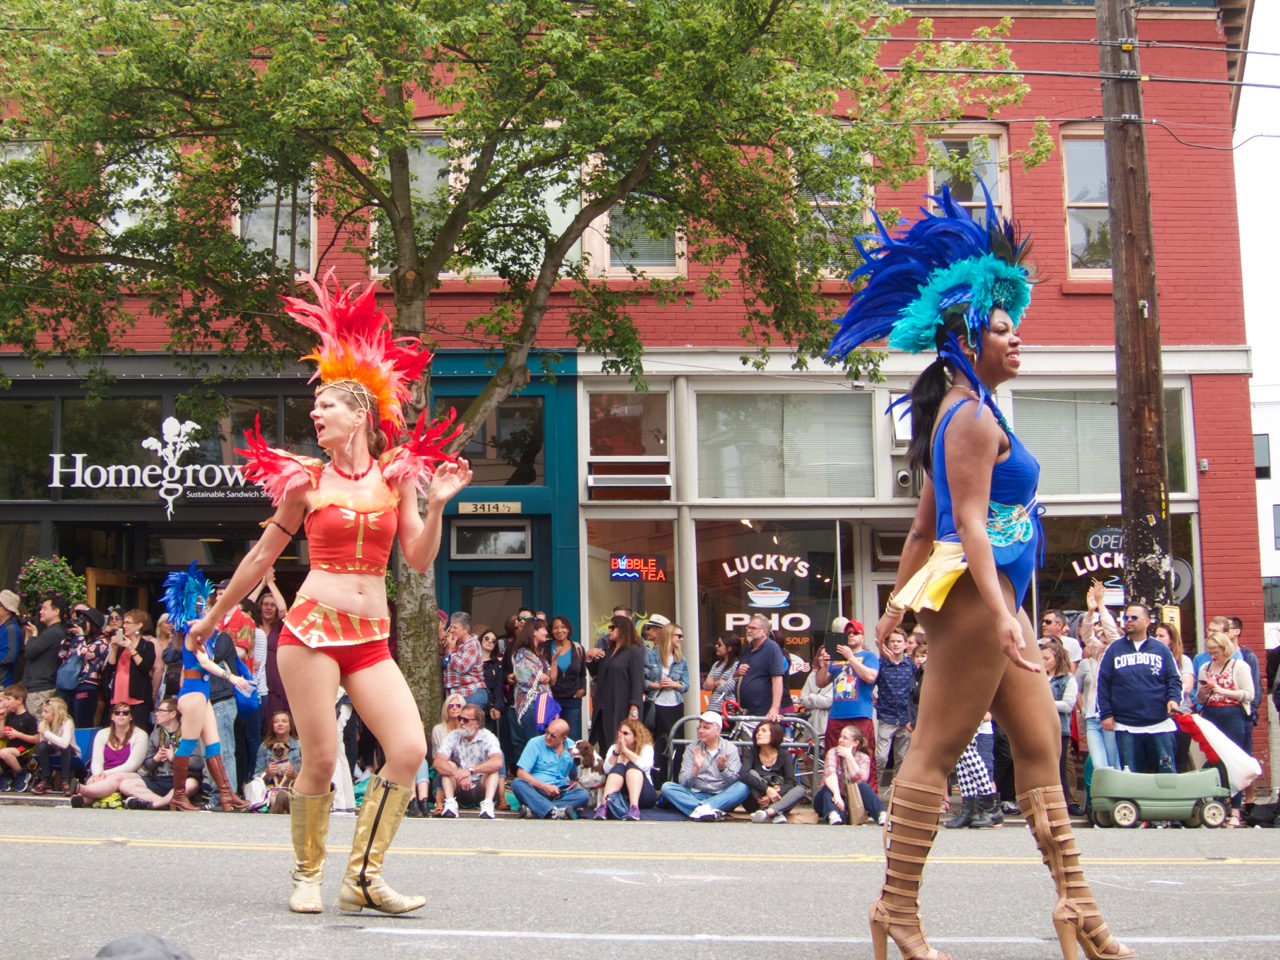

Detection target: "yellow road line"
[0, 835, 1276, 866]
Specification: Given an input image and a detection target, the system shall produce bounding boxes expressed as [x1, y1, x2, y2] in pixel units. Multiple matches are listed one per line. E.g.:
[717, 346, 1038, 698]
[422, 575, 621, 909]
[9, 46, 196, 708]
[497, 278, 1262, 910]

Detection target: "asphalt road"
[3, 804, 1277, 960]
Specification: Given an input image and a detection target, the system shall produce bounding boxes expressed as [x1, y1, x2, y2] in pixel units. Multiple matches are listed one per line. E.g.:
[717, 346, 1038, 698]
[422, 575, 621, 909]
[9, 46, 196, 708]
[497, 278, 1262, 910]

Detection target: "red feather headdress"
[283, 269, 432, 441]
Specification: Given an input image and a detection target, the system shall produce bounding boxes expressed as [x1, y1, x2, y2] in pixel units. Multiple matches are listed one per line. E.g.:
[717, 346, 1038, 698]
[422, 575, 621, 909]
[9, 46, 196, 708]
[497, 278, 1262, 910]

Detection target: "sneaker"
[828, 810, 844, 825]
[405, 799, 423, 818]
[549, 806, 568, 820]
[877, 811, 888, 826]
[478, 799, 495, 819]
[70, 795, 86, 808]
[1067, 803, 1085, 817]
[124, 797, 152, 810]
[689, 803, 716, 821]
[12, 772, 30, 793]
[0, 773, 10, 792]
[1002, 801, 1021, 816]
[772, 813, 787, 824]
[32, 779, 49, 795]
[441, 799, 459, 818]
[593, 803, 609, 820]
[626, 805, 641, 821]
[519, 804, 534, 819]
[750, 810, 769, 823]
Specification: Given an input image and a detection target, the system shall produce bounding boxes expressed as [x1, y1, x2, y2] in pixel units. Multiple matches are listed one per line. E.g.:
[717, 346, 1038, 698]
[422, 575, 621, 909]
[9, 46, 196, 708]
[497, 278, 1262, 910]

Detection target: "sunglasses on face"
[1041, 619, 1054, 625]
[112, 710, 131, 717]
[1122, 614, 1143, 621]
[458, 718, 478, 726]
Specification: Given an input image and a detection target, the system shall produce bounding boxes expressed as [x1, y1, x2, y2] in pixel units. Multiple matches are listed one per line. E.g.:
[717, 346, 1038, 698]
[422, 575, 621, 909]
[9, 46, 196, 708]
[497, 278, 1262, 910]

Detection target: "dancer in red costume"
[188, 272, 471, 916]
[828, 188, 1133, 960]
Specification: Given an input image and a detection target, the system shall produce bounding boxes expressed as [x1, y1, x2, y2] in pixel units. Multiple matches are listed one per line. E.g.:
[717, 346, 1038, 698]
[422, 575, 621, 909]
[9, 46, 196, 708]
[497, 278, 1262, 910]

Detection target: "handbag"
[843, 775, 867, 826]
[56, 651, 84, 691]
[223, 657, 260, 716]
[534, 691, 562, 732]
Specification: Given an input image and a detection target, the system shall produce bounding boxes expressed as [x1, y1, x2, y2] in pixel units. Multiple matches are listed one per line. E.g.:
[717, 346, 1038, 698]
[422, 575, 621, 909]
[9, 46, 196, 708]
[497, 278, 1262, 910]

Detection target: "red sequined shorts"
[280, 594, 393, 675]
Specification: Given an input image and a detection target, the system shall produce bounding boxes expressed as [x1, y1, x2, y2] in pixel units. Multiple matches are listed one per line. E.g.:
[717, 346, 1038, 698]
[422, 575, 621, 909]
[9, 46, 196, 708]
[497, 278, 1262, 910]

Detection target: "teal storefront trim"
[429, 349, 580, 622]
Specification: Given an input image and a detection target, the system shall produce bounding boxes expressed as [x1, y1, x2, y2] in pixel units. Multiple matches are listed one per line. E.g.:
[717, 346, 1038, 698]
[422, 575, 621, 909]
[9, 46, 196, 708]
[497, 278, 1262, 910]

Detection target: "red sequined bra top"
[304, 483, 400, 576]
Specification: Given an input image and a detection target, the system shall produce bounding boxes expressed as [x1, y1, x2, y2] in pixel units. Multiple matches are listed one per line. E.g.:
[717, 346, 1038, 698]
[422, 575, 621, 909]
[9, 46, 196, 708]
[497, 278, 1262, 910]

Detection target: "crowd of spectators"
[0, 575, 1273, 824]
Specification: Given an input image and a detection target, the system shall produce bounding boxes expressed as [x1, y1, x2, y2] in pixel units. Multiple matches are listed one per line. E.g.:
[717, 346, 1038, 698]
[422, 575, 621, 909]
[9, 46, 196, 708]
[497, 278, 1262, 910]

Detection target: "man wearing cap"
[814, 618, 880, 791]
[659, 711, 749, 821]
[0, 591, 23, 688]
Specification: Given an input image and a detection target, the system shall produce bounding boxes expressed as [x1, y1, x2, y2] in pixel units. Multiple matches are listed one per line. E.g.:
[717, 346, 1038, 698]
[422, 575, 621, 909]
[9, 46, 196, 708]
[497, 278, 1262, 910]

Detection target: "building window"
[372, 132, 450, 276]
[1274, 506, 1280, 551]
[696, 392, 874, 499]
[1263, 576, 1280, 622]
[798, 141, 869, 277]
[929, 127, 1008, 222]
[185, 397, 280, 466]
[451, 520, 531, 559]
[59, 397, 164, 502]
[435, 395, 544, 486]
[1013, 389, 1188, 495]
[103, 149, 169, 240]
[588, 393, 668, 458]
[1063, 131, 1110, 275]
[0, 398, 53, 500]
[239, 176, 313, 274]
[1256, 434, 1271, 480]
[605, 202, 676, 270]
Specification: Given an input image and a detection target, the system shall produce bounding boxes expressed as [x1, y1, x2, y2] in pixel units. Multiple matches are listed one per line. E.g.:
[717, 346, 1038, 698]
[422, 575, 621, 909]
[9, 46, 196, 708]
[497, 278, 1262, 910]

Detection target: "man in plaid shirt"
[443, 611, 486, 708]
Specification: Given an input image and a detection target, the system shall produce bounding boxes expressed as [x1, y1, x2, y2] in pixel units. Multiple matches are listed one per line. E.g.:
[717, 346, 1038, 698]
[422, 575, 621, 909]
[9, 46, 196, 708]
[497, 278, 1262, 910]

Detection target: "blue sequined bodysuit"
[931, 398, 1043, 607]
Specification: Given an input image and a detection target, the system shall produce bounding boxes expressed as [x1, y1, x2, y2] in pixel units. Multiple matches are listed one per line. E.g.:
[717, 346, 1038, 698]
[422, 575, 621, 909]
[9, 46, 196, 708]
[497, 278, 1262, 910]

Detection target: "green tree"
[0, 0, 1035, 726]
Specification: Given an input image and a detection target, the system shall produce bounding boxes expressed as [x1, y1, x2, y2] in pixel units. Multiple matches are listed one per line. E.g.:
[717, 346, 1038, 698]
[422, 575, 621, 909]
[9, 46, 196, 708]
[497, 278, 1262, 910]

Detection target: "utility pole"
[1095, 0, 1173, 613]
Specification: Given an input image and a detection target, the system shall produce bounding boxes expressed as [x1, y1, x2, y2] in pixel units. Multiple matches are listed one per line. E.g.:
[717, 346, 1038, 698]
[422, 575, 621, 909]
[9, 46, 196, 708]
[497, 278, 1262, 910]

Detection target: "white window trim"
[1061, 122, 1111, 279]
[926, 123, 1011, 221]
[580, 201, 686, 279]
[584, 387, 673, 462]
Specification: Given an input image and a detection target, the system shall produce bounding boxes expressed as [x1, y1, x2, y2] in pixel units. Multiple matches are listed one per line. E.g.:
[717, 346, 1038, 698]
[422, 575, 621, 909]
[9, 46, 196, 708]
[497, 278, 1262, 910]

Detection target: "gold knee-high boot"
[1019, 785, 1135, 960]
[868, 779, 952, 960]
[339, 776, 426, 915]
[288, 789, 333, 914]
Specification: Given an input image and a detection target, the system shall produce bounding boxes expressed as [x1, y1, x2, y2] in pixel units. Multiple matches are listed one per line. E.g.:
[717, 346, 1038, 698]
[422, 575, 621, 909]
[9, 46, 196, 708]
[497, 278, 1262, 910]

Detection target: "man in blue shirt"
[875, 628, 916, 792]
[815, 618, 880, 791]
[1097, 604, 1181, 774]
[735, 614, 788, 721]
[511, 718, 589, 819]
[0, 591, 24, 689]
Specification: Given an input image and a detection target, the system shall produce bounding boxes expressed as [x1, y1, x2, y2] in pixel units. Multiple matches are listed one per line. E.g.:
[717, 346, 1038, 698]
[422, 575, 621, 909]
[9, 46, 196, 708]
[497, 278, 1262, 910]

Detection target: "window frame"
[1255, 433, 1271, 480]
[369, 126, 453, 279]
[1061, 123, 1111, 279]
[926, 124, 1010, 223]
[580, 198, 686, 279]
[797, 138, 874, 280]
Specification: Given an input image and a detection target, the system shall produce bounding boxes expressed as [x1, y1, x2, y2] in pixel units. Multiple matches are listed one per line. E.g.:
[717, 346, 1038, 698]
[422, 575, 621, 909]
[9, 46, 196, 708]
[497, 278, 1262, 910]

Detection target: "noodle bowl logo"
[49, 416, 252, 519]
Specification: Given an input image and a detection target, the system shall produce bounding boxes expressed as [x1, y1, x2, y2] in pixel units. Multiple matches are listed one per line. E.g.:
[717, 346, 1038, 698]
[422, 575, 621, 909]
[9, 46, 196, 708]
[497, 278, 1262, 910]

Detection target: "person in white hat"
[658, 710, 748, 820]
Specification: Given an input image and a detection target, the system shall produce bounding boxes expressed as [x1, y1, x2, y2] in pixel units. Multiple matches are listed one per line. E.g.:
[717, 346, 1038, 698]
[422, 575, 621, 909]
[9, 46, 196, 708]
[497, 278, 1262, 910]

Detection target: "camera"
[17, 614, 31, 626]
[69, 616, 88, 631]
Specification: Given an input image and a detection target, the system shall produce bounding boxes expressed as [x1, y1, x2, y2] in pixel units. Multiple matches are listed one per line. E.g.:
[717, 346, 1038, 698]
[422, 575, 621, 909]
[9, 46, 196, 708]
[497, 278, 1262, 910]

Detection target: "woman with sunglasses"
[71, 702, 149, 808]
[644, 622, 689, 777]
[414, 693, 467, 817]
[585, 616, 645, 753]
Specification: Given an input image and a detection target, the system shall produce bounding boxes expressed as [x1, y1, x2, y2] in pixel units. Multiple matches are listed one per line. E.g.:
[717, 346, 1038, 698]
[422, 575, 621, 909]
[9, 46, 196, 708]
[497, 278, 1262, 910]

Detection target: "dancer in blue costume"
[163, 565, 254, 812]
[829, 187, 1132, 960]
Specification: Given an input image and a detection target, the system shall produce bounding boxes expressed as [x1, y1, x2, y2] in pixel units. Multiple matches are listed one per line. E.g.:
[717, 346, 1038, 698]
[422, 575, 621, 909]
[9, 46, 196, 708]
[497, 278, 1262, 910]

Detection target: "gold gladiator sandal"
[288, 789, 333, 914]
[1019, 786, 1135, 960]
[868, 778, 952, 960]
[338, 776, 426, 915]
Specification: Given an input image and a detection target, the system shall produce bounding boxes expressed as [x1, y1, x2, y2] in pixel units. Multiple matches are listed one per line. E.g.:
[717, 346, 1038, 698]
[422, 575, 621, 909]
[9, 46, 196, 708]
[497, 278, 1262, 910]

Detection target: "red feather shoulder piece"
[381, 408, 463, 494]
[236, 416, 323, 505]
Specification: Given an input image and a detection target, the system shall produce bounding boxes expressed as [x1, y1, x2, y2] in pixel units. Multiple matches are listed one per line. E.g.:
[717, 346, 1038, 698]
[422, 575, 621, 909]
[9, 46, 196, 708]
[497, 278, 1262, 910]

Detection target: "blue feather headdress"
[826, 184, 1033, 366]
[162, 562, 212, 635]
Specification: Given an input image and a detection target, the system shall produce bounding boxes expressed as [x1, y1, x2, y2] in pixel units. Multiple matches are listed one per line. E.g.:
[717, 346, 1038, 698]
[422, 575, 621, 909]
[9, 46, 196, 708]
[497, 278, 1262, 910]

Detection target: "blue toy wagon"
[1090, 768, 1230, 828]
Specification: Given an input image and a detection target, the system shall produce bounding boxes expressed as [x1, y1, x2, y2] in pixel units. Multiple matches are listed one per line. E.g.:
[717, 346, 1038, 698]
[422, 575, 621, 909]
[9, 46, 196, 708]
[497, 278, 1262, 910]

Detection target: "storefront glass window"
[696, 519, 844, 693]
[0, 398, 53, 499]
[1035, 513, 1198, 645]
[283, 396, 323, 459]
[696, 393, 873, 498]
[436, 395, 544, 486]
[585, 519, 676, 643]
[59, 397, 163, 502]
[0, 523, 40, 594]
[588, 392, 668, 458]
[1013, 389, 1186, 495]
[187, 397, 278, 464]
